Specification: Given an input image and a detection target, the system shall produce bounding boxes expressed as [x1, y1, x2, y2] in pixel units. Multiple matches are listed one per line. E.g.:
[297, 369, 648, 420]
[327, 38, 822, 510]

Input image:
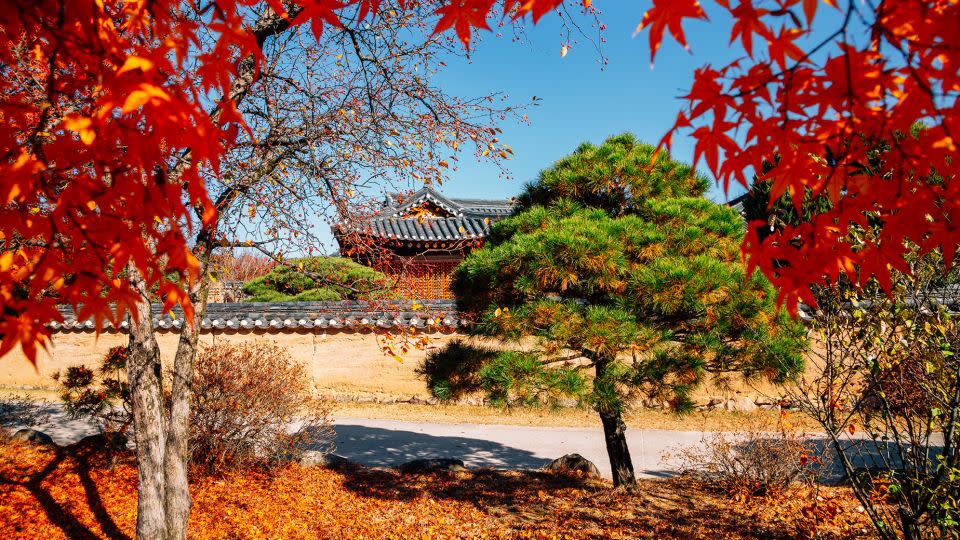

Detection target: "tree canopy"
[6, 0, 956, 365]
[241, 257, 393, 302]
[427, 134, 808, 487]
[513, 133, 708, 216]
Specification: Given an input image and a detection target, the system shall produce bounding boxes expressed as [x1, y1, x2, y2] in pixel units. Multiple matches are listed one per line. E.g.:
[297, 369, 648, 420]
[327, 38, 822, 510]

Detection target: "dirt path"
[21, 407, 779, 480]
[330, 416, 709, 479]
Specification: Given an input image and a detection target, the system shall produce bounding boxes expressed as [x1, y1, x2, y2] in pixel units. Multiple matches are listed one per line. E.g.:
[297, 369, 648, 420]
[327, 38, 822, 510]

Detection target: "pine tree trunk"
[163, 261, 211, 540]
[598, 408, 637, 489]
[594, 359, 637, 490]
[126, 264, 168, 539]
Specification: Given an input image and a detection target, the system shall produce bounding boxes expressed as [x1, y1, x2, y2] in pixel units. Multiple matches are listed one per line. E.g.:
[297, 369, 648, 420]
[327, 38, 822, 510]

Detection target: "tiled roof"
[339, 185, 512, 243]
[49, 301, 462, 333]
[446, 197, 513, 217]
[795, 285, 960, 321]
[725, 192, 750, 216]
[368, 216, 492, 242]
[384, 186, 512, 218]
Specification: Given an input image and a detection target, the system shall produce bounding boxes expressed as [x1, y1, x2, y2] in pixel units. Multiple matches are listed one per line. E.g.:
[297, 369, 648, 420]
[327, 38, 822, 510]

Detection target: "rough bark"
[598, 408, 637, 489]
[163, 249, 213, 540]
[594, 359, 637, 490]
[147, 8, 296, 538]
[125, 263, 168, 540]
[123, 7, 331, 538]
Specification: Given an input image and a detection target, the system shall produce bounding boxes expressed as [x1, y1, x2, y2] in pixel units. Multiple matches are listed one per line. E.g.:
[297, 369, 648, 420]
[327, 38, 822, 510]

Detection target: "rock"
[544, 453, 601, 479]
[10, 428, 56, 447]
[397, 458, 466, 474]
[323, 454, 354, 469]
[725, 397, 758, 413]
[694, 396, 723, 411]
[556, 397, 579, 408]
[643, 398, 667, 409]
[300, 451, 353, 469]
[754, 396, 776, 406]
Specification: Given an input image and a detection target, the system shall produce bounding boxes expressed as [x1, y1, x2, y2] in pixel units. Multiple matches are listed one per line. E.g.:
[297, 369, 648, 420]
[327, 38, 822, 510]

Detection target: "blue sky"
[432, 2, 749, 204]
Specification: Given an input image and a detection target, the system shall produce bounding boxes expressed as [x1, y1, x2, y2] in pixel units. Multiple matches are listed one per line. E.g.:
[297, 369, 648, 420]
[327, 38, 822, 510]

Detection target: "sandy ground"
[333, 401, 823, 431]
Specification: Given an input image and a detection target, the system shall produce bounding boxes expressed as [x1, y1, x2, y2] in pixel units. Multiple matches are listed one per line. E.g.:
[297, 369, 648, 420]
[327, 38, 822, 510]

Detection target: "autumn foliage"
[642, 0, 960, 314]
[2, 0, 232, 359]
[7, 0, 952, 363]
[0, 440, 872, 539]
[0, 0, 536, 361]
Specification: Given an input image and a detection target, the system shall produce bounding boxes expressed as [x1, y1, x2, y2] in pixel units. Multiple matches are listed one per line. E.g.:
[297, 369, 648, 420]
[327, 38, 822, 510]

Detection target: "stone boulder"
[544, 453, 601, 479]
[397, 458, 466, 474]
[299, 451, 354, 470]
[10, 428, 56, 447]
[725, 397, 758, 413]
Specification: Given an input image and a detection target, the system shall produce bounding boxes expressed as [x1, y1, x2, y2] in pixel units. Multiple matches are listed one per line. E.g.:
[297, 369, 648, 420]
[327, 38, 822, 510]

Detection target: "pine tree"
[425, 134, 807, 488]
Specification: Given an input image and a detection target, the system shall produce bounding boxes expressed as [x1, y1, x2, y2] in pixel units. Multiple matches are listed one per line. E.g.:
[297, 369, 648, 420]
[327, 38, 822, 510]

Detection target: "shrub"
[55, 346, 132, 436]
[674, 416, 823, 498]
[241, 256, 395, 302]
[209, 252, 275, 282]
[191, 341, 334, 473]
[57, 342, 334, 473]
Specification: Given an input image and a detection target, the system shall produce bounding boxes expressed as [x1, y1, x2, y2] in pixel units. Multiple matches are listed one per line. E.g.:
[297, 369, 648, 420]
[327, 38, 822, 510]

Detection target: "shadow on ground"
[330, 463, 801, 540]
[328, 423, 553, 470]
[323, 425, 801, 539]
[0, 438, 130, 540]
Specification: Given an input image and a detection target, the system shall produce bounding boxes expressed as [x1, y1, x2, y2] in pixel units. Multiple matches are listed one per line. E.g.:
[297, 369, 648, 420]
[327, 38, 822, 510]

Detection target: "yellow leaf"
[122, 83, 171, 113]
[560, 45, 569, 57]
[116, 56, 155, 75]
[0, 252, 15, 271]
[62, 115, 96, 145]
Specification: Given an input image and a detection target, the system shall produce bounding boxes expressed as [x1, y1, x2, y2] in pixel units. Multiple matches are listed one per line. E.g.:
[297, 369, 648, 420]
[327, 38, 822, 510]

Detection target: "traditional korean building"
[334, 185, 513, 299]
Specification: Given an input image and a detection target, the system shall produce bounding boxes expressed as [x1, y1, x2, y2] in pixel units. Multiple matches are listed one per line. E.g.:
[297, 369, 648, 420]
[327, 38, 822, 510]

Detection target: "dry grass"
[0, 440, 871, 539]
[1, 386, 824, 432]
[333, 401, 825, 432]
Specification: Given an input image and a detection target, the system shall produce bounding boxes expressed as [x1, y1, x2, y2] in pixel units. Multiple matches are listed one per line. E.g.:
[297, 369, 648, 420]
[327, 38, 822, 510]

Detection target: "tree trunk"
[126, 264, 168, 540]
[598, 408, 637, 489]
[163, 258, 212, 540]
[120, 10, 300, 537]
[594, 359, 637, 490]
